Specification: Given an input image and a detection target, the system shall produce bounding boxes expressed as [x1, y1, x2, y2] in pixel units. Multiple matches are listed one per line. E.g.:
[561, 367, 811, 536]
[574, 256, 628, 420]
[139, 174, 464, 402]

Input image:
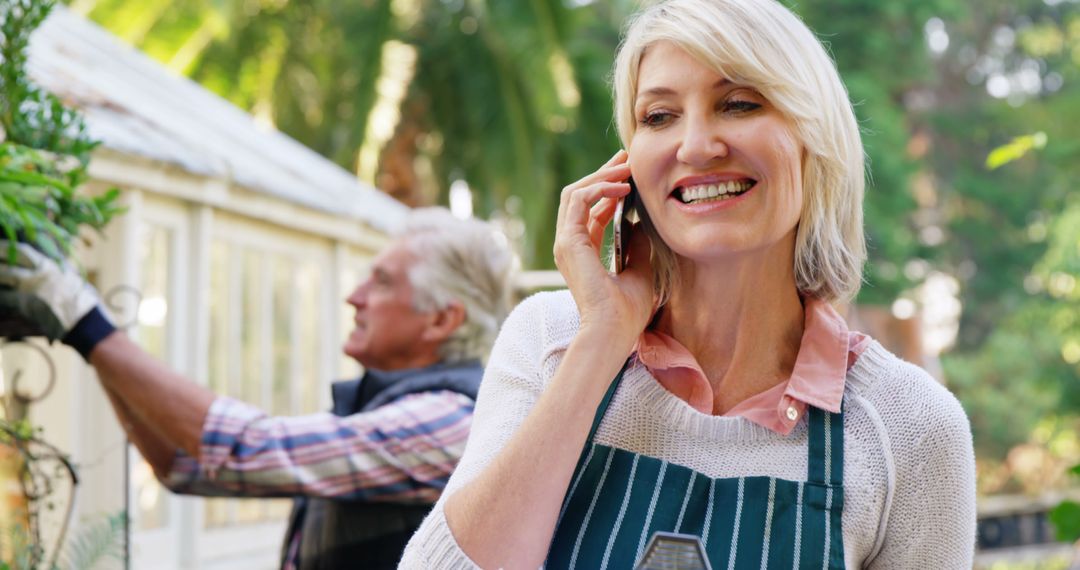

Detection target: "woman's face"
[628, 42, 804, 266]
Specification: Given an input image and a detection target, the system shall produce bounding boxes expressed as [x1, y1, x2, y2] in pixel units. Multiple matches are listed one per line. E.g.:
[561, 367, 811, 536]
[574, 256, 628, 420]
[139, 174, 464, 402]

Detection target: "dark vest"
[281, 361, 483, 569]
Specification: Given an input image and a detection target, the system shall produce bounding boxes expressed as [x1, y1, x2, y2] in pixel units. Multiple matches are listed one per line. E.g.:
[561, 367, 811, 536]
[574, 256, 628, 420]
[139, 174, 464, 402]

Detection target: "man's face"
[343, 241, 436, 370]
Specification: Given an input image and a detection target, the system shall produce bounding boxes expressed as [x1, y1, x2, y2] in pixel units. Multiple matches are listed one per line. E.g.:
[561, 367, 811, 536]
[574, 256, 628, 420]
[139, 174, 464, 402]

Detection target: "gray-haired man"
[0, 207, 516, 569]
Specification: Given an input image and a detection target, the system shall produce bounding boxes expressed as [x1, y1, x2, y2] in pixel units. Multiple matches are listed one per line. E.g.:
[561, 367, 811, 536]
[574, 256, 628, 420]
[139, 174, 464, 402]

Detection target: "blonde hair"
[398, 208, 517, 363]
[613, 0, 867, 303]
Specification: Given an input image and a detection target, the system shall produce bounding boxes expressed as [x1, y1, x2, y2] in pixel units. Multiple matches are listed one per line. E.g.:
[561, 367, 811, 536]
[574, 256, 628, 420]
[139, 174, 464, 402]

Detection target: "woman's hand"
[554, 150, 655, 345]
[440, 151, 657, 569]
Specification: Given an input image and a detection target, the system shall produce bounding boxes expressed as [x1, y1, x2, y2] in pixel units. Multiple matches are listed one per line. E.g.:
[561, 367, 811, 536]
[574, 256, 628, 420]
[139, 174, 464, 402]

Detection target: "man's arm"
[93, 331, 474, 501]
[90, 332, 214, 461]
[162, 389, 475, 500]
[100, 379, 178, 478]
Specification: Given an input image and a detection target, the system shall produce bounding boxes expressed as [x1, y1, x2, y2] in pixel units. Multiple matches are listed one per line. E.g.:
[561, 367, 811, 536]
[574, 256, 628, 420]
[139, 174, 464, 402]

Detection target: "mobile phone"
[613, 176, 638, 273]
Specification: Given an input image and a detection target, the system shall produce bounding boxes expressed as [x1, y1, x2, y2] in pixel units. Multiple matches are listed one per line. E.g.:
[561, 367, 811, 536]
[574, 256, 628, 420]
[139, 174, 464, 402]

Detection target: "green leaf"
[986, 132, 1049, 170]
[1049, 500, 1080, 542]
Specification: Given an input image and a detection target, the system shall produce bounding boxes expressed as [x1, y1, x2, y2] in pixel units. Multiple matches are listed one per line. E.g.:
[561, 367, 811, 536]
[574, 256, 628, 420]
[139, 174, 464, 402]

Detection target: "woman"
[401, 0, 976, 567]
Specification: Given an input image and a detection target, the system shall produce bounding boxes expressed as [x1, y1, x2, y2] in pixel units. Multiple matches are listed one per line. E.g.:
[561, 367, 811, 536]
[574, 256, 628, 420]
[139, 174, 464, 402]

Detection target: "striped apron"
[547, 366, 845, 569]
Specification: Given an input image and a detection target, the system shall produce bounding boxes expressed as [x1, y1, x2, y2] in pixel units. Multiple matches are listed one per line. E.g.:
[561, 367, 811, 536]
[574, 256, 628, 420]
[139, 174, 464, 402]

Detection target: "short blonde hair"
[613, 0, 867, 303]
[398, 208, 517, 363]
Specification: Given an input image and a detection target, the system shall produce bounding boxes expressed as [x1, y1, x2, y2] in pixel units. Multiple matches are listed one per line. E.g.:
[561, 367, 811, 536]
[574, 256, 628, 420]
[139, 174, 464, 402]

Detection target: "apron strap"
[806, 399, 845, 487]
[552, 358, 632, 541]
[584, 359, 632, 446]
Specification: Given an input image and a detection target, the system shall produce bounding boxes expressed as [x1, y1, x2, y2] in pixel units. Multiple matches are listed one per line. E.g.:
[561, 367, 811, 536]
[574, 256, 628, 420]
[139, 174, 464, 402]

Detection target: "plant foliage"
[57, 512, 125, 570]
[0, 0, 122, 265]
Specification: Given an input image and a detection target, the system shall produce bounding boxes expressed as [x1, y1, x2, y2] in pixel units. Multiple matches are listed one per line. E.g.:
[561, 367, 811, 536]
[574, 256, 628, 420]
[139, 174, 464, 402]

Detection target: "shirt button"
[786, 406, 799, 421]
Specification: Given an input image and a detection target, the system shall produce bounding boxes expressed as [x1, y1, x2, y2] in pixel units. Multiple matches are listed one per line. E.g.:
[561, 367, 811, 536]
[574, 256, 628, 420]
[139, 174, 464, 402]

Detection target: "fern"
[56, 513, 125, 570]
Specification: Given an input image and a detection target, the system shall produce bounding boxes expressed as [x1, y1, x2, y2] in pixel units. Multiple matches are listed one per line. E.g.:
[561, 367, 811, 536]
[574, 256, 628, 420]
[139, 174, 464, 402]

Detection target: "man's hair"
[612, 0, 867, 304]
[396, 207, 516, 363]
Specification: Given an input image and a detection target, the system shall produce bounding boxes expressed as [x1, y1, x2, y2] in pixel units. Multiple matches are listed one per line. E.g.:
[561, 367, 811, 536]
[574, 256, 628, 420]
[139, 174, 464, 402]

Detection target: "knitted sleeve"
[401, 291, 575, 569]
[864, 359, 977, 569]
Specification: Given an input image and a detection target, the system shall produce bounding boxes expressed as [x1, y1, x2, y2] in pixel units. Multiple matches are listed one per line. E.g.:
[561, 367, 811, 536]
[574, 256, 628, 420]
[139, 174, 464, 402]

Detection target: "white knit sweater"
[400, 291, 976, 569]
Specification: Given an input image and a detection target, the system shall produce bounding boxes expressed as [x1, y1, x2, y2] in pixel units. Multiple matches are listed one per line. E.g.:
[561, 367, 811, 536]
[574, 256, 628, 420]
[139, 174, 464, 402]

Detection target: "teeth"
[679, 181, 752, 203]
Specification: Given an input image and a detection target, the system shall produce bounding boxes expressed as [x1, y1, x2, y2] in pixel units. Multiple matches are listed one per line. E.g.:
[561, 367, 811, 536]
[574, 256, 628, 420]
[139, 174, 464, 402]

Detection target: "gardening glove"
[0, 240, 116, 360]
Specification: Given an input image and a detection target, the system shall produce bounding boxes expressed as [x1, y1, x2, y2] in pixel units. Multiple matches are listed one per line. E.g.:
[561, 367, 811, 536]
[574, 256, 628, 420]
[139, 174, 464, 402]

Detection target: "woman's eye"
[640, 111, 673, 127]
[724, 99, 762, 114]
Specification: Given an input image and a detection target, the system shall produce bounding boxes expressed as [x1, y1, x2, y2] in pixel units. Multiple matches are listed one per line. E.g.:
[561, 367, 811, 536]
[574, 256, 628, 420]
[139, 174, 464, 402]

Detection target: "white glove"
[0, 240, 115, 359]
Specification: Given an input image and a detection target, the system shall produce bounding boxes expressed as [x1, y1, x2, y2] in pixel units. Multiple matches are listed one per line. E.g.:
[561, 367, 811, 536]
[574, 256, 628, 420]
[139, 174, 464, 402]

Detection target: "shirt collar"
[634, 297, 849, 424]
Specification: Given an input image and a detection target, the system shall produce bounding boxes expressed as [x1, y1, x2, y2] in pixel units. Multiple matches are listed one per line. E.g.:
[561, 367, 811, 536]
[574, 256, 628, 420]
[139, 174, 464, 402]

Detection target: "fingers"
[553, 150, 635, 277]
[581, 149, 630, 188]
[557, 150, 630, 227]
[562, 182, 630, 236]
[586, 197, 619, 246]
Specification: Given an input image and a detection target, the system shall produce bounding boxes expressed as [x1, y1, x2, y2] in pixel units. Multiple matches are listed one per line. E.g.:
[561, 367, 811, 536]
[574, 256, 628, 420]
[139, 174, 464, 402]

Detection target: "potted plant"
[0, 0, 122, 338]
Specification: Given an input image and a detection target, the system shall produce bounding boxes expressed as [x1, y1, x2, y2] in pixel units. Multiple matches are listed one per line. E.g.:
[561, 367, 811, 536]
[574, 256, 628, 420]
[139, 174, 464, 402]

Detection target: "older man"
[0, 207, 516, 569]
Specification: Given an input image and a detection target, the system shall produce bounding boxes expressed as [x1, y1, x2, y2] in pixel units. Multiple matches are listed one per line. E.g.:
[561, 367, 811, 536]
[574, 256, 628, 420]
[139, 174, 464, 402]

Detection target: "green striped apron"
[547, 366, 845, 569]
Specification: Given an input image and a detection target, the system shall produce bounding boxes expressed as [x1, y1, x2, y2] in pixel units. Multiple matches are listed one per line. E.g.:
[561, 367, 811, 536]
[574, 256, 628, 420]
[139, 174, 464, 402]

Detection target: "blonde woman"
[402, 0, 975, 567]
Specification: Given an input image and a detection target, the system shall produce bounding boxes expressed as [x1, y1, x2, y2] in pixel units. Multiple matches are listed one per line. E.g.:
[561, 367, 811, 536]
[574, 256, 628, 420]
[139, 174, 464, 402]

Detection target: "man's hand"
[0, 241, 115, 359]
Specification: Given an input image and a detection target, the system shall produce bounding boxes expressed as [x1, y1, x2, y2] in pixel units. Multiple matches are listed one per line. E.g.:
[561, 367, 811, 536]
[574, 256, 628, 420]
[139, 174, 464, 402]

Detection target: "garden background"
[2, 0, 1079, 567]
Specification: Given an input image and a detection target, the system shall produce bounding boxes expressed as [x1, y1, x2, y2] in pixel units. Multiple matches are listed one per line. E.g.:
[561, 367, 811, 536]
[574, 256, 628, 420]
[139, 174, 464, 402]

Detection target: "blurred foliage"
[56, 512, 125, 570]
[921, 0, 1080, 493]
[1, 0, 96, 158]
[0, 0, 122, 265]
[0, 144, 123, 264]
[1048, 464, 1080, 542]
[66, 0, 1080, 493]
[986, 132, 1048, 170]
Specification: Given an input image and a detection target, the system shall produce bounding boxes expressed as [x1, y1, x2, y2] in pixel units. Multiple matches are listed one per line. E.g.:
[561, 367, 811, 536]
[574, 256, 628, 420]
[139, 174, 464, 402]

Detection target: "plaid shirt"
[164, 391, 475, 568]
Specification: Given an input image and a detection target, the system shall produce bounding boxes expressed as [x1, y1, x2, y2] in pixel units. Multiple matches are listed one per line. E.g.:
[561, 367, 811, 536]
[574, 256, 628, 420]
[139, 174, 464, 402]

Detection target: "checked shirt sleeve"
[162, 390, 474, 503]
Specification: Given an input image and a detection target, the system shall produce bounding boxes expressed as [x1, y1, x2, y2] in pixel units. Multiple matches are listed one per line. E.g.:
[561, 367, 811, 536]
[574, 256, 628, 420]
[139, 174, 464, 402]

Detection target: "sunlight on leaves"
[986, 132, 1048, 170]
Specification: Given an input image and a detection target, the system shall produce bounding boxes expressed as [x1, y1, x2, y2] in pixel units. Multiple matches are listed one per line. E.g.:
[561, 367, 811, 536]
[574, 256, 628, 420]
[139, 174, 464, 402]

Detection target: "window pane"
[235, 499, 264, 524]
[266, 499, 293, 520]
[208, 242, 231, 396]
[205, 241, 235, 528]
[240, 251, 264, 405]
[133, 457, 166, 530]
[297, 263, 321, 413]
[136, 226, 169, 360]
[133, 224, 170, 532]
[204, 498, 230, 529]
[271, 257, 293, 416]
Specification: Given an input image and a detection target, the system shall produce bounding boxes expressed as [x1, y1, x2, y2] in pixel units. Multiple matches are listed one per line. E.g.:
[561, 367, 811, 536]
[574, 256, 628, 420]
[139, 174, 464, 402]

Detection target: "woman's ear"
[422, 300, 466, 344]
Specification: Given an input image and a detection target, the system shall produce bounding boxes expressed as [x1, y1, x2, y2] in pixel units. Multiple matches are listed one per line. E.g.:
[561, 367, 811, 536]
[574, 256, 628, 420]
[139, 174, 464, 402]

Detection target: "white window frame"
[129, 195, 191, 570]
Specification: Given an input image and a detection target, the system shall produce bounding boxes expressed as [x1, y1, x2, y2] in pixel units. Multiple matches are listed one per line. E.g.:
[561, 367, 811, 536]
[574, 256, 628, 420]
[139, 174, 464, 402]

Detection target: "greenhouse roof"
[26, 7, 406, 231]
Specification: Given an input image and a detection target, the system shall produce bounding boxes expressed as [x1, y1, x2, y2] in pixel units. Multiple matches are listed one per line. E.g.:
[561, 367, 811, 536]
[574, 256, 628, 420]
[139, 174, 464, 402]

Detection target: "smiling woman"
[399, 1, 976, 569]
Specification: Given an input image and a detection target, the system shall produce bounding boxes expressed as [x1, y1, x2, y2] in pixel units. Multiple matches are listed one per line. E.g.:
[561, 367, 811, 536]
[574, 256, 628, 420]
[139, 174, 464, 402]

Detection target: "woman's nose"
[676, 119, 729, 167]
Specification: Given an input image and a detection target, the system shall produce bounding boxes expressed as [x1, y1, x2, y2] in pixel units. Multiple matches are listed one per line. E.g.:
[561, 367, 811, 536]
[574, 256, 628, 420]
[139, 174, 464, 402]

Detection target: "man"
[0, 207, 516, 569]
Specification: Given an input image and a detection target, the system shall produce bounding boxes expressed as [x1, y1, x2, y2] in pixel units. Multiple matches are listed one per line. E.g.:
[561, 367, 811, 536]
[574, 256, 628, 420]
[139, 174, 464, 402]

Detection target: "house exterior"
[8, 7, 407, 568]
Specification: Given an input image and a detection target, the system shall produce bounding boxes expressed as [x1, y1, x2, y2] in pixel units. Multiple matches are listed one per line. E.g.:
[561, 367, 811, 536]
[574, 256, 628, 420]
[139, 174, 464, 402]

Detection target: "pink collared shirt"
[634, 298, 869, 435]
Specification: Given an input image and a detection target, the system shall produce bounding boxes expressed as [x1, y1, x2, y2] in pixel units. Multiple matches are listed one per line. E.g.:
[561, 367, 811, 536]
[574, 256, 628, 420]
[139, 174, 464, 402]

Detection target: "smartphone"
[613, 176, 638, 273]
